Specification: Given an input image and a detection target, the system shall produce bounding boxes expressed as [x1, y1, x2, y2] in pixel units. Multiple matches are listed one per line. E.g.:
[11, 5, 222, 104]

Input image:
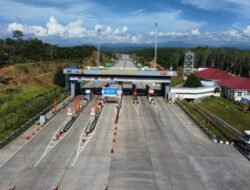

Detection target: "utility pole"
[97, 28, 101, 68]
[154, 22, 158, 69]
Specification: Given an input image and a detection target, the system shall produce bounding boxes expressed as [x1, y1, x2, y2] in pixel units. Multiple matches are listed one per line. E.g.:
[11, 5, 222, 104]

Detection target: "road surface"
[0, 55, 250, 190]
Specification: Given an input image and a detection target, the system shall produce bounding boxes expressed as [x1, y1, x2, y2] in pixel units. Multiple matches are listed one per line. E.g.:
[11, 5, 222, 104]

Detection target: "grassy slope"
[181, 100, 229, 141]
[200, 97, 250, 132]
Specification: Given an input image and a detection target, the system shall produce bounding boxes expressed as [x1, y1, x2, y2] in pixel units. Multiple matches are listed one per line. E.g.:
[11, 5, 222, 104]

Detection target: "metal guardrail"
[194, 104, 242, 139]
[176, 100, 216, 141]
[0, 95, 71, 148]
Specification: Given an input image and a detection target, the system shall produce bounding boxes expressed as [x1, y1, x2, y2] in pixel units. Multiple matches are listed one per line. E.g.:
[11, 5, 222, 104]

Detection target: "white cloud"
[7, 22, 48, 37]
[7, 23, 25, 33]
[191, 29, 200, 36]
[243, 25, 250, 37]
[30, 26, 47, 37]
[46, 16, 65, 36]
[131, 35, 141, 43]
[6, 16, 141, 43]
[180, 0, 250, 18]
[66, 20, 86, 38]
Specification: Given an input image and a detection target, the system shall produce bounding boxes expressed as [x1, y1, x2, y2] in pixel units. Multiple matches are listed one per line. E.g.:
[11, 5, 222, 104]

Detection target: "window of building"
[237, 91, 243, 97]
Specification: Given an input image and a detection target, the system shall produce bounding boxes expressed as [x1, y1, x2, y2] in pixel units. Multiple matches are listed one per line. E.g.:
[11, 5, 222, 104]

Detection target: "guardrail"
[0, 94, 72, 148]
[175, 100, 216, 141]
[194, 103, 242, 139]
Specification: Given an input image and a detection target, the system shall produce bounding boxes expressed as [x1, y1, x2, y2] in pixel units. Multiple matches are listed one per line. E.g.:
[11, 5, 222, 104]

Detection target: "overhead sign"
[85, 89, 91, 94]
[102, 88, 118, 95]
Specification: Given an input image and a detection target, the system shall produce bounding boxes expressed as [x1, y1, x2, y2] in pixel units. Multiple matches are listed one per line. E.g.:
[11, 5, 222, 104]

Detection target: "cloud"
[46, 16, 65, 36]
[131, 35, 141, 43]
[7, 16, 140, 43]
[191, 29, 200, 36]
[243, 25, 250, 37]
[180, 0, 250, 18]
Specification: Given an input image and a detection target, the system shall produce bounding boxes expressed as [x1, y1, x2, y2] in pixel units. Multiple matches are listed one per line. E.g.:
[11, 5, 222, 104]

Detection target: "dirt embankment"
[0, 61, 72, 89]
[148, 60, 166, 70]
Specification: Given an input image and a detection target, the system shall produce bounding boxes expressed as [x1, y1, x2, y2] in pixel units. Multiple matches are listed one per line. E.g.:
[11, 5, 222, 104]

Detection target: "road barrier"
[0, 95, 72, 148]
[176, 100, 234, 145]
[194, 103, 242, 139]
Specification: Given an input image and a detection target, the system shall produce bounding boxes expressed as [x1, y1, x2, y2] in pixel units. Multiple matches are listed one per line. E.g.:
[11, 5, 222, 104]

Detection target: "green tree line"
[0, 30, 96, 67]
[133, 47, 250, 77]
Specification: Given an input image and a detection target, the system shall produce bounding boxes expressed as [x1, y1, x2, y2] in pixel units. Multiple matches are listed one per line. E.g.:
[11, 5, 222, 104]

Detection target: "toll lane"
[138, 97, 250, 190]
[10, 100, 94, 189]
[108, 96, 158, 190]
[0, 99, 79, 188]
[58, 103, 115, 190]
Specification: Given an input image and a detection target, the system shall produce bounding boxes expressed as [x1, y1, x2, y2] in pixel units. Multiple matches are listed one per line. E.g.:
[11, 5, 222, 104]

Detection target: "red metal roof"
[197, 68, 233, 81]
[218, 76, 250, 90]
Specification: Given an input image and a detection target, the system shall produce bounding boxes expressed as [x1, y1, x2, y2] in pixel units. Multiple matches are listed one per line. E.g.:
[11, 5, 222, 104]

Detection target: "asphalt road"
[1, 55, 250, 190]
[136, 96, 250, 190]
[0, 98, 94, 189]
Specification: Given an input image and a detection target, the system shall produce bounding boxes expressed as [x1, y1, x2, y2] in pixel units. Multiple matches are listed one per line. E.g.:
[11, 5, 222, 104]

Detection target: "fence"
[194, 103, 242, 139]
[0, 94, 72, 148]
[176, 100, 216, 141]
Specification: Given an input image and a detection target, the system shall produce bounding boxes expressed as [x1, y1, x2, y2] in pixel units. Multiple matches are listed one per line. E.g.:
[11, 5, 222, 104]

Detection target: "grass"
[170, 76, 185, 87]
[181, 100, 230, 141]
[200, 97, 250, 132]
[0, 87, 65, 142]
[0, 87, 51, 116]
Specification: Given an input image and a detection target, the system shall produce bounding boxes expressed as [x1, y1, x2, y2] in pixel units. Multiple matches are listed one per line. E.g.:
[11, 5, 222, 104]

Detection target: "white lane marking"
[71, 105, 106, 167]
[34, 115, 81, 167]
[155, 103, 158, 115]
[0, 114, 57, 168]
[71, 118, 91, 167]
[168, 104, 207, 141]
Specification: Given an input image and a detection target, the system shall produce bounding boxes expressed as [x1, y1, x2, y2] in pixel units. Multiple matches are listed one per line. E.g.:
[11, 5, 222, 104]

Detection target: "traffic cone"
[55, 133, 60, 140]
[51, 185, 58, 190]
[8, 184, 12, 190]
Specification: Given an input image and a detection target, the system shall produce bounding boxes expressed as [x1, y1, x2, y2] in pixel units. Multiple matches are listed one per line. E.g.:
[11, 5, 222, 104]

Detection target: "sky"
[1, 0, 250, 46]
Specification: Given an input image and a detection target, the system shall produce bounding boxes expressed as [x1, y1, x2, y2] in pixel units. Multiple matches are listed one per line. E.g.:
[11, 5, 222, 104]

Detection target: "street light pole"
[97, 28, 101, 68]
[154, 22, 158, 69]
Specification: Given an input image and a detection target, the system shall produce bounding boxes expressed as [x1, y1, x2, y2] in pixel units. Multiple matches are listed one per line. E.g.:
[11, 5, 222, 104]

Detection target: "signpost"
[90, 107, 96, 116]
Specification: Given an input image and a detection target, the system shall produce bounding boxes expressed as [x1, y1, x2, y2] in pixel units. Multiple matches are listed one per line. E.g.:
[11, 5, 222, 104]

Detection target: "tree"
[54, 68, 66, 88]
[12, 30, 23, 40]
[184, 73, 202, 87]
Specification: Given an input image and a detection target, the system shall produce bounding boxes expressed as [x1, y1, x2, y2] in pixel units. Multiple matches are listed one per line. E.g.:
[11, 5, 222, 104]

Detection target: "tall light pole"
[154, 22, 158, 69]
[97, 28, 101, 68]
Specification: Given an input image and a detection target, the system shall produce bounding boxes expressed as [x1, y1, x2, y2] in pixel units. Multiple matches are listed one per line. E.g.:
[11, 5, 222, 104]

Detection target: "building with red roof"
[197, 68, 233, 81]
[218, 76, 250, 100]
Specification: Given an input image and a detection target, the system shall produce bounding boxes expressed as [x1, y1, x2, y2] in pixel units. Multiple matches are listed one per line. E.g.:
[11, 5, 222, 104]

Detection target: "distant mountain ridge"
[99, 41, 250, 52]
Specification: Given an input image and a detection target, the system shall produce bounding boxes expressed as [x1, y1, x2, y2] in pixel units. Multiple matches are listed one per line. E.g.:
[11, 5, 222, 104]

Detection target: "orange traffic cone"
[52, 185, 58, 190]
[8, 184, 12, 190]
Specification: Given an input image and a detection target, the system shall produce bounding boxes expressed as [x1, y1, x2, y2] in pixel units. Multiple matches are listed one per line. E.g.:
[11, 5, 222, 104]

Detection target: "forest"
[133, 47, 250, 77]
[0, 30, 96, 67]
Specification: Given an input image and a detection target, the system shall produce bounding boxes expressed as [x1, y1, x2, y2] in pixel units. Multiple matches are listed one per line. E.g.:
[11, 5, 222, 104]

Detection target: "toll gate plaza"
[63, 67, 178, 97]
